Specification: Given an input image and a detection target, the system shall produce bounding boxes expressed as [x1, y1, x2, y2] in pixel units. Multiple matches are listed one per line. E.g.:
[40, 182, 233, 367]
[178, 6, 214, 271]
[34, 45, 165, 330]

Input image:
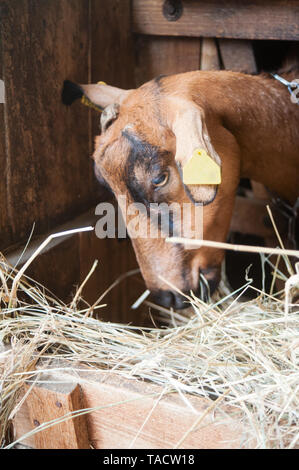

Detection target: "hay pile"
[0, 251, 298, 449]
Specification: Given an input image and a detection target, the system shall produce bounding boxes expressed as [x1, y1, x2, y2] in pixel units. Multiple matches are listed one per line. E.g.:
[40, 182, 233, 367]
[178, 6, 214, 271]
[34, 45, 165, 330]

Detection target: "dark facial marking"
[122, 130, 170, 205]
[122, 131, 180, 235]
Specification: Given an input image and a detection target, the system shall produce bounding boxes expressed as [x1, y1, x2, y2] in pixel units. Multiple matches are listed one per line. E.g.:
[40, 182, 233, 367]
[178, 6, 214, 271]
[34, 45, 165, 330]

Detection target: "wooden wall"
[0, 0, 142, 323]
[1, 0, 93, 248]
[132, 0, 299, 40]
[134, 36, 201, 86]
[0, 0, 136, 249]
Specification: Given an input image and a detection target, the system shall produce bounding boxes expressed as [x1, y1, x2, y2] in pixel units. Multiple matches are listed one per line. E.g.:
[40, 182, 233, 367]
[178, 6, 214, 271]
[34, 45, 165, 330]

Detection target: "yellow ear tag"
[182, 148, 221, 185]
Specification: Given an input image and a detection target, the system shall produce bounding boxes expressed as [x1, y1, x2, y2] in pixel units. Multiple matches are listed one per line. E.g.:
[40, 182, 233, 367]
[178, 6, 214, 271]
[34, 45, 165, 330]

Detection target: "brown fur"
[93, 70, 299, 295]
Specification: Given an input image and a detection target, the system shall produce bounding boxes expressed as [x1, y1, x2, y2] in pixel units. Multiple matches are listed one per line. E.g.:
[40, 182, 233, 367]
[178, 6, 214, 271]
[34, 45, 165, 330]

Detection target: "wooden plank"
[83, 374, 242, 449]
[91, 0, 135, 89]
[200, 38, 220, 71]
[4, 210, 98, 304]
[23, 378, 89, 449]
[14, 364, 246, 449]
[219, 39, 257, 74]
[12, 399, 35, 448]
[5, 209, 97, 267]
[132, 0, 299, 40]
[79, 231, 148, 325]
[0, 7, 10, 249]
[88, 1, 143, 321]
[26, 235, 81, 303]
[5, 208, 146, 323]
[1, 0, 97, 248]
[1, 1, 142, 323]
[135, 36, 200, 86]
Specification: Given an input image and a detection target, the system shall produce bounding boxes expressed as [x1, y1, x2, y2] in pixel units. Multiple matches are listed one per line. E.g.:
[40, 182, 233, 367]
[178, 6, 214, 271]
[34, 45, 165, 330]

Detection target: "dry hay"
[0, 243, 298, 449]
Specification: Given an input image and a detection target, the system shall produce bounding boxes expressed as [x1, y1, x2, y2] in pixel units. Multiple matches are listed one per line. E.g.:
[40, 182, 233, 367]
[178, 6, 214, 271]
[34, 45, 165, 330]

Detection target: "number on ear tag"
[183, 148, 221, 185]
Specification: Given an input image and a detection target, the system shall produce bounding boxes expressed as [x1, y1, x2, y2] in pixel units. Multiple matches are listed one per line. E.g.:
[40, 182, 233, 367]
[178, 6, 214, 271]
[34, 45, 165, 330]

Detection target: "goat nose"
[151, 290, 188, 310]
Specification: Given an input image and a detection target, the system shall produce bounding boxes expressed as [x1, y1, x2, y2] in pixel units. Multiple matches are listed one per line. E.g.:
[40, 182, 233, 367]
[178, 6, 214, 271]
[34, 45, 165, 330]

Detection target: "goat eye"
[152, 172, 169, 188]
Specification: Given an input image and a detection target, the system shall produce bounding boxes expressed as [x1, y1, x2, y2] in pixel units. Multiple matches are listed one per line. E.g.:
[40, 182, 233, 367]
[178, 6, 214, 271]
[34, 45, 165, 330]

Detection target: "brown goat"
[63, 70, 299, 308]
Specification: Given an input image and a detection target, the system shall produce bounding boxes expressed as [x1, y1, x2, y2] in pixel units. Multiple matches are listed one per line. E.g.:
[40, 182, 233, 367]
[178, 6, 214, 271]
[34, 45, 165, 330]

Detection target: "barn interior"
[1, 1, 298, 325]
[1, 0, 299, 450]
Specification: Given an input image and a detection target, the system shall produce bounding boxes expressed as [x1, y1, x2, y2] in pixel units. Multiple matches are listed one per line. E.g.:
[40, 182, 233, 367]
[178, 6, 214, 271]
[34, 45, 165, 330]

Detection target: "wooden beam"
[0, 6, 10, 249]
[22, 377, 89, 449]
[134, 36, 200, 86]
[91, 0, 135, 89]
[200, 38, 220, 71]
[14, 364, 246, 449]
[219, 39, 257, 74]
[132, 0, 299, 41]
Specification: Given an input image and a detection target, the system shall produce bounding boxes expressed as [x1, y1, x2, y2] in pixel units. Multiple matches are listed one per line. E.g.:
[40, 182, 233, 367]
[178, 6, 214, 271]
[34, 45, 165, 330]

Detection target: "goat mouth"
[150, 289, 189, 310]
[149, 270, 220, 310]
[150, 279, 220, 310]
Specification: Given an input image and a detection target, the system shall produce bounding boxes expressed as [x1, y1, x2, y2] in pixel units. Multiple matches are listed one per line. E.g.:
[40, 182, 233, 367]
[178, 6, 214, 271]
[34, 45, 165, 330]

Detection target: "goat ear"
[170, 102, 221, 205]
[62, 80, 131, 110]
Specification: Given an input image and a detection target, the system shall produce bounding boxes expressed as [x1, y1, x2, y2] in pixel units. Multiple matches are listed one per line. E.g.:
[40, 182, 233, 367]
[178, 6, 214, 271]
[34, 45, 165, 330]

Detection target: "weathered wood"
[5, 209, 97, 304]
[87, 1, 142, 321]
[5, 209, 145, 323]
[219, 39, 257, 74]
[27, 235, 81, 303]
[0, 10, 10, 249]
[5, 209, 97, 268]
[79, 230, 148, 325]
[0, 0, 137, 252]
[135, 36, 200, 86]
[132, 0, 299, 40]
[23, 377, 89, 449]
[83, 373, 242, 449]
[1, 0, 140, 319]
[14, 364, 246, 449]
[91, 0, 135, 89]
[12, 400, 35, 448]
[200, 38, 220, 71]
[0, 0, 98, 249]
